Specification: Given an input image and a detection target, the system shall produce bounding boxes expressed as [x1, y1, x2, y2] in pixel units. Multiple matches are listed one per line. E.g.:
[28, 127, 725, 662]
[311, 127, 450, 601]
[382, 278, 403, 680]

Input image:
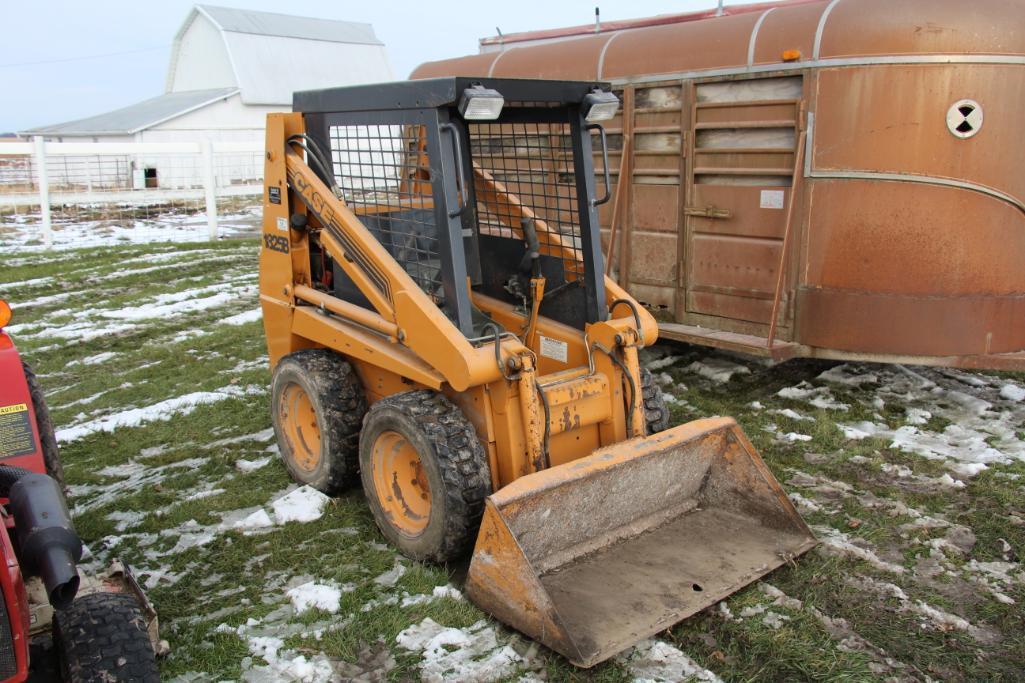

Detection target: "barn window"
[144, 167, 158, 188]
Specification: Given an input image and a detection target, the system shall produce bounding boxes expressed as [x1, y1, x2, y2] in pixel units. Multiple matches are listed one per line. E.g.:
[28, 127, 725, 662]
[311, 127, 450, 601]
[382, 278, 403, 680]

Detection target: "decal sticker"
[0, 403, 36, 458]
[268, 186, 281, 204]
[263, 233, 289, 254]
[276, 217, 288, 232]
[760, 190, 785, 210]
[539, 335, 569, 363]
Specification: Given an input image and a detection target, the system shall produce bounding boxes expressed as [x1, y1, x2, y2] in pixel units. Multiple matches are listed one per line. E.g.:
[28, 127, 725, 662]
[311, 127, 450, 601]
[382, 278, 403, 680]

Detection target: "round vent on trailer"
[946, 100, 983, 139]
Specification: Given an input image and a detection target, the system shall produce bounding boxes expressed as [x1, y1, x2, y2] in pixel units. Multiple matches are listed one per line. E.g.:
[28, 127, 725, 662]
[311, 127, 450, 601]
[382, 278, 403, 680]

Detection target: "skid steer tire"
[23, 361, 65, 489]
[271, 350, 367, 495]
[359, 390, 490, 563]
[53, 592, 159, 683]
[640, 367, 670, 435]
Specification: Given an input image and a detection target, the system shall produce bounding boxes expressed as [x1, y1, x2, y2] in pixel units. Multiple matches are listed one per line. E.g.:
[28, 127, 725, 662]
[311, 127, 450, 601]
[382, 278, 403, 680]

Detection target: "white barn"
[23, 5, 393, 144]
[18, 6, 392, 192]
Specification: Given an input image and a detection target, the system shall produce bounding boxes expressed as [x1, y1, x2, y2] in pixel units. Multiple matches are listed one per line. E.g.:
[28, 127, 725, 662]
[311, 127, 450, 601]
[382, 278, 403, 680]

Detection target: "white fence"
[0, 137, 265, 250]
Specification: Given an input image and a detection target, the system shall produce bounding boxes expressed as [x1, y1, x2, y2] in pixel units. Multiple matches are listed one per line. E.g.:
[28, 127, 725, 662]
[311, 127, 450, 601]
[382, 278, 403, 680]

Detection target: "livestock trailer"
[413, 0, 1025, 370]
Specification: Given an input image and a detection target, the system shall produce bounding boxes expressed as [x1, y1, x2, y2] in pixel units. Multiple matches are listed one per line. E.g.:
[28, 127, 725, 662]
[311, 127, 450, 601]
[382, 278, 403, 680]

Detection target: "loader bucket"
[465, 416, 816, 667]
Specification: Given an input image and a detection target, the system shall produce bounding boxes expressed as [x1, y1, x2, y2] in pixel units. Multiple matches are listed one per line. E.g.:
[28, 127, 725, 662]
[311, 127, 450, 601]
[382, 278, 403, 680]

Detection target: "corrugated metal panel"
[225, 34, 393, 105]
[198, 5, 383, 45]
[21, 88, 239, 136]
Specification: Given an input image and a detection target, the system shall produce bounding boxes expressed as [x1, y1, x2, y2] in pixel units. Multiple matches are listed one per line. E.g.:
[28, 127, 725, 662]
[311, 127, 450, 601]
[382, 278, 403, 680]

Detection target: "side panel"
[684, 76, 803, 330]
[0, 338, 47, 475]
[259, 113, 314, 368]
[812, 64, 1025, 219]
[798, 63, 1025, 357]
[600, 82, 686, 313]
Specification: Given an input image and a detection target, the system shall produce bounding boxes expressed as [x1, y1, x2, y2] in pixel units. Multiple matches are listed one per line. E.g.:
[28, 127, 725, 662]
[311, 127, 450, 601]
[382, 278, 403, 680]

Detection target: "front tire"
[359, 391, 490, 563]
[53, 592, 159, 683]
[270, 350, 367, 495]
[23, 362, 65, 488]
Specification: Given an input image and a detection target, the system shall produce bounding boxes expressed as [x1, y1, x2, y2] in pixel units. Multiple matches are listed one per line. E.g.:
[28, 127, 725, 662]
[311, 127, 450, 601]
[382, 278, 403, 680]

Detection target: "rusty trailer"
[413, 0, 1025, 371]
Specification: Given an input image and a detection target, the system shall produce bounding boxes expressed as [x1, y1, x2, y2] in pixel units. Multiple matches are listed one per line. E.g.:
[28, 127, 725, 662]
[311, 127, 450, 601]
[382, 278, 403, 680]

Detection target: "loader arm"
[282, 145, 520, 391]
[472, 166, 584, 274]
[473, 164, 659, 343]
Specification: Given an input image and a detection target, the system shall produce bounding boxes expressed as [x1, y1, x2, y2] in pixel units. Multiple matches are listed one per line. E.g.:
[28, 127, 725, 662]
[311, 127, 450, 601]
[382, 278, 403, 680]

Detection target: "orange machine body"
[258, 79, 814, 666]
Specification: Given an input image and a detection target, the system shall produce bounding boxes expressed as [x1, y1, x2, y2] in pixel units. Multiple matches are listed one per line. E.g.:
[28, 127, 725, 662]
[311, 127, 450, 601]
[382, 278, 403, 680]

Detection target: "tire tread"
[53, 592, 159, 683]
[363, 390, 490, 562]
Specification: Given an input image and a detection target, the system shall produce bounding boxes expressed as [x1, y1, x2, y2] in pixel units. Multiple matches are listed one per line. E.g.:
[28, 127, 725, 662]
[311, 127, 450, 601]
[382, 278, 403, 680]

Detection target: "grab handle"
[587, 123, 611, 206]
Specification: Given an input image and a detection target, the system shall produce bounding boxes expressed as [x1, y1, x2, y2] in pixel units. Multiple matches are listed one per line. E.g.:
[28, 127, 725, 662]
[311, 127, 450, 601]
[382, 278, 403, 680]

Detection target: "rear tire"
[640, 367, 670, 435]
[53, 592, 159, 683]
[359, 391, 490, 563]
[23, 362, 65, 489]
[270, 350, 367, 495]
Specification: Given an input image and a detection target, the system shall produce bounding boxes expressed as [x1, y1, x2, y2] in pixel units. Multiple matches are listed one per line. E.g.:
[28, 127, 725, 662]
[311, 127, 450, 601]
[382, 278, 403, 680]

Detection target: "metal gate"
[683, 76, 803, 335]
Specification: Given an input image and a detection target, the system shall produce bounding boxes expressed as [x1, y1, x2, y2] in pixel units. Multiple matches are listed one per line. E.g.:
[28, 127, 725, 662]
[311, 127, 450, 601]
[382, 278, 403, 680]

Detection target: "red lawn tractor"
[0, 300, 160, 682]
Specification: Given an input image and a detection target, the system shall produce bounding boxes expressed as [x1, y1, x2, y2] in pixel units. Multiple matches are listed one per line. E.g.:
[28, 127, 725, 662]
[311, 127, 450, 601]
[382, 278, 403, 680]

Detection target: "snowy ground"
[1, 239, 1022, 681]
[0, 201, 261, 251]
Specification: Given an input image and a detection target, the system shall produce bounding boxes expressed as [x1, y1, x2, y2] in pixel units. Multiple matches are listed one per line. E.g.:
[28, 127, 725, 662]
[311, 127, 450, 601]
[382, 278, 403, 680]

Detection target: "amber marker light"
[0, 299, 10, 329]
[782, 49, 802, 62]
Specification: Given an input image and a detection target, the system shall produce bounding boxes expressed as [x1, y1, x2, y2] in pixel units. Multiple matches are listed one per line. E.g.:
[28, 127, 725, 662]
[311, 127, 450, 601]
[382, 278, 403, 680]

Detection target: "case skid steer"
[259, 77, 816, 667]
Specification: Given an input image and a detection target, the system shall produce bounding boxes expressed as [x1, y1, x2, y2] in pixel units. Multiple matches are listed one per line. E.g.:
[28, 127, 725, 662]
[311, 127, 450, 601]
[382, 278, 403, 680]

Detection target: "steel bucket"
[465, 416, 817, 667]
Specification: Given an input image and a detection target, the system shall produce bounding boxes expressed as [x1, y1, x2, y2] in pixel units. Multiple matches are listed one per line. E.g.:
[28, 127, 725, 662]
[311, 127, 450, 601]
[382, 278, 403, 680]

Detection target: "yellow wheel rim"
[280, 383, 321, 472]
[371, 430, 431, 535]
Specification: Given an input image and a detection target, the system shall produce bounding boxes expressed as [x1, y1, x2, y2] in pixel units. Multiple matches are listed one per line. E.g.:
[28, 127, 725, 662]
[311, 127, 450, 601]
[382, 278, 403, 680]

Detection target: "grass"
[1, 239, 1023, 682]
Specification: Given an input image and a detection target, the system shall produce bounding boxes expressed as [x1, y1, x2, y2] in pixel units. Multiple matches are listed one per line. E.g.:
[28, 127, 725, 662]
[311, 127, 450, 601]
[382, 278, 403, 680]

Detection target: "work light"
[582, 88, 619, 122]
[458, 84, 505, 120]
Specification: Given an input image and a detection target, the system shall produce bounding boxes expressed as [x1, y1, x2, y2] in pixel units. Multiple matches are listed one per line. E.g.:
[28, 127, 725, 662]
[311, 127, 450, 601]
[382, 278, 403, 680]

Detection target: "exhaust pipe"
[0, 466, 83, 609]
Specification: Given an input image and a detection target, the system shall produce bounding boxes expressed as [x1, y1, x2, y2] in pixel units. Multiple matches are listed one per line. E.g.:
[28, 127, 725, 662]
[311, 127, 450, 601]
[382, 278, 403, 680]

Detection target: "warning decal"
[0, 403, 36, 459]
[539, 335, 569, 363]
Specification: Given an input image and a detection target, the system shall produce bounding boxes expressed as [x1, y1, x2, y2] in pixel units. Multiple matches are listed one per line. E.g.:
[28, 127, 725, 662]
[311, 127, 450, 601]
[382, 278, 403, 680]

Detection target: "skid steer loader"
[259, 77, 816, 667]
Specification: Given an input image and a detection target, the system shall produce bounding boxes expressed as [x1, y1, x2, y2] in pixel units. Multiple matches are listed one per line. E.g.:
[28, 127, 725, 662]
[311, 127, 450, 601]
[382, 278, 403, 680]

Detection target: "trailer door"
[683, 76, 802, 335]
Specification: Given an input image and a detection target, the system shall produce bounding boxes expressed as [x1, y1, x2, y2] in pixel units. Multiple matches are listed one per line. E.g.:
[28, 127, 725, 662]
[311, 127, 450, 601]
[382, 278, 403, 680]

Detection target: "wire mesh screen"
[327, 124, 443, 300]
[468, 122, 583, 281]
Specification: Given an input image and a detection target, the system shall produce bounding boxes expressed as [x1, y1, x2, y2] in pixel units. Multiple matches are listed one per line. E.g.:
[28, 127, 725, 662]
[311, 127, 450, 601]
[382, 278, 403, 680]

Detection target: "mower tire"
[53, 592, 159, 683]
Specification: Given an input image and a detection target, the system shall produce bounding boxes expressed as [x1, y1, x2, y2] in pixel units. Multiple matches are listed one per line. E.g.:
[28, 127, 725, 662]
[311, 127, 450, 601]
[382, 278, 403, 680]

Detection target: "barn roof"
[20, 6, 392, 136]
[189, 5, 382, 46]
[167, 5, 393, 105]
[21, 88, 239, 137]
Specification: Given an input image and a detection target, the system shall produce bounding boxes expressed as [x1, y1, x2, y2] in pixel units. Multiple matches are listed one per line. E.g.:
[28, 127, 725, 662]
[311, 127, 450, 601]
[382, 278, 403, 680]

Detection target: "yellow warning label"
[0, 402, 35, 458]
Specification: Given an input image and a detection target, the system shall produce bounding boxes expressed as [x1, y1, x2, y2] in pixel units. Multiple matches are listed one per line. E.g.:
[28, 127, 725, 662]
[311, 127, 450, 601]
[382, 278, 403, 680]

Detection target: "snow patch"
[272, 486, 331, 524]
[56, 385, 259, 442]
[236, 456, 273, 473]
[619, 638, 723, 683]
[396, 618, 526, 683]
[221, 309, 263, 326]
[107, 510, 147, 532]
[243, 634, 335, 682]
[645, 355, 682, 371]
[373, 561, 407, 587]
[778, 382, 850, 411]
[813, 525, 905, 574]
[684, 357, 750, 383]
[286, 582, 343, 615]
[817, 364, 878, 387]
[234, 509, 274, 531]
[1000, 383, 1025, 402]
[67, 351, 118, 367]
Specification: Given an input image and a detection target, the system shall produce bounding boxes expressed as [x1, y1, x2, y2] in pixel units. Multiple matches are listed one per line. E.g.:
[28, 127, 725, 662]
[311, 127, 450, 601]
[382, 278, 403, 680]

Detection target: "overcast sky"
[0, 0, 756, 134]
